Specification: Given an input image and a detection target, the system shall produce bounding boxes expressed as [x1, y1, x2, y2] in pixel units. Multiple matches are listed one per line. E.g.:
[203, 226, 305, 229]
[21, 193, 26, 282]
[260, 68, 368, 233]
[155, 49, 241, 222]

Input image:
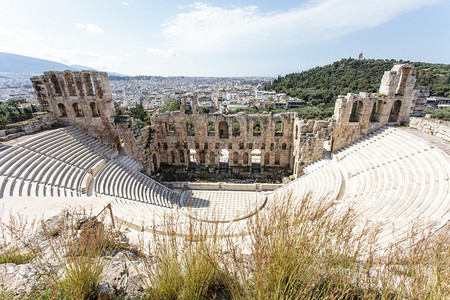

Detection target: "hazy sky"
[0, 0, 449, 76]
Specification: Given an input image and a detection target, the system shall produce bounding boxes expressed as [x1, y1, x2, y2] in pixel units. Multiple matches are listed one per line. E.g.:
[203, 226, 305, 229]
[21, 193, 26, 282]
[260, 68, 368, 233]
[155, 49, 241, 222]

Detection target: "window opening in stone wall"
[253, 121, 261, 136]
[207, 121, 215, 136]
[228, 143, 233, 149]
[275, 152, 280, 165]
[349, 100, 363, 122]
[64, 73, 76, 96]
[195, 143, 199, 149]
[90, 102, 99, 117]
[251, 149, 261, 169]
[261, 143, 265, 150]
[275, 121, 283, 136]
[179, 150, 185, 163]
[171, 151, 175, 163]
[219, 121, 228, 138]
[282, 143, 286, 150]
[389, 100, 402, 122]
[199, 151, 206, 164]
[163, 143, 168, 150]
[219, 149, 229, 169]
[232, 121, 240, 137]
[239, 143, 244, 150]
[243, 152, 249, 166]
[57, 103, 67, 117]
[50, 74, 62, 95]
[189, 149, 197, 169]
[248, 143, 253, 149]
[264, 152, 270, 165]
[270, 143, 274, 151]
[82, 73, 95, 96]
[184, 142, 188, 149]
[187, 121, 195, 136]
[72, 103, 84, 117]
[167, 121, 174, 133]
[233, 152, 239, 165]
[215, 143, 219, 149]
[204, 143, 208, 149]
[370, 102, 378, 122]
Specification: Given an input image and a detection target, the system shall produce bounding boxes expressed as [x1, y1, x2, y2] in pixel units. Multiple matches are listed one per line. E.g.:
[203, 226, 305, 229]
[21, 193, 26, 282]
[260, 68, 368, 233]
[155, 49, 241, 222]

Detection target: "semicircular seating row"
[0, 126, 178, 209]
[273, 126, 449, 249]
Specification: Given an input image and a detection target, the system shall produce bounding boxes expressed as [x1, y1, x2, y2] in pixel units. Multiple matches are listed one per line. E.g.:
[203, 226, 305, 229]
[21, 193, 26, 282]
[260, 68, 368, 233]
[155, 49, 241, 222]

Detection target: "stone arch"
[219, 149, 229, 168]
[389, 100, 402, 122]
[187, 121, 195, 136]
[275, 152, 280, 165]
[207, 121, 215, 136]
[243, 152, 249, 166]
[264, 152, 270, 165]
[82, 73, 95, 96]
[253, 121, 261, 136]
[189, 149, 197, 169]
[349, 100, 363, 122]
[64, 72, 76, 96]
[50, 74, 62, 95]
[90, 102, 99, 117]
[232, 121, 240, 137]
[233, 151, 239, 165]
[219, 121, 228, 138]
[57, 103, 67, 117]
[275, 121, 283, 136]
[179, 149, 185, 164]
[72, 102, 83, 117]
[251, 149, 261, 169]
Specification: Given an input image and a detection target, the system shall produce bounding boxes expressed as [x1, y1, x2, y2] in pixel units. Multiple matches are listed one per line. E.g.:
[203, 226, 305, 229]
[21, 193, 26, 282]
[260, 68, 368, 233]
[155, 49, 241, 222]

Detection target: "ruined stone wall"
[30, 64, 418, 181]
[409, 117, 450, 141]
[0, 112, 57, 142]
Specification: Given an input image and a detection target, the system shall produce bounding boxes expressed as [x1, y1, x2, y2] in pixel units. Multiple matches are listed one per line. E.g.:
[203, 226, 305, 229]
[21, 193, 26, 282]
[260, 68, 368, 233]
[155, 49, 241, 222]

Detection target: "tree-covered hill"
[269, 58, 450, 105]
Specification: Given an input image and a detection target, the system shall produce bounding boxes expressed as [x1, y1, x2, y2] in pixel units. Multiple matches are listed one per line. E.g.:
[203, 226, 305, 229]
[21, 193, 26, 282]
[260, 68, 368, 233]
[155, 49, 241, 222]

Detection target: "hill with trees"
[268, 58, 450, 105]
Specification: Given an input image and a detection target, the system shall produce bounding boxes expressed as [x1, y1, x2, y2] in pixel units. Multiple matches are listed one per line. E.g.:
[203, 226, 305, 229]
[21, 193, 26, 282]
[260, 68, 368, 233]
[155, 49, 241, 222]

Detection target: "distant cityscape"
[1, 72, 449, 115]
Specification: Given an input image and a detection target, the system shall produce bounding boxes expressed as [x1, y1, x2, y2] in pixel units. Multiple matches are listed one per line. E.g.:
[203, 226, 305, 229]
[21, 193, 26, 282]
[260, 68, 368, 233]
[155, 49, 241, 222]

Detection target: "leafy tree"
[159, 99, 180, 113]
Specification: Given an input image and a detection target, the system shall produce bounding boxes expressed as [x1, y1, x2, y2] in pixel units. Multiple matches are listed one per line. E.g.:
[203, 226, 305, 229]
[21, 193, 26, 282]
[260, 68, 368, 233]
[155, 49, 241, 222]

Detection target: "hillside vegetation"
[269, 58, 450, 105]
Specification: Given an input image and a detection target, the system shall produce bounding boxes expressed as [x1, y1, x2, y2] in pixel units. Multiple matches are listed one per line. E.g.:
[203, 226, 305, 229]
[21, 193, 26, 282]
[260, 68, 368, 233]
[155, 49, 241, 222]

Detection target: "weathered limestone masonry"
[291, 63, 418, 176]
[0, 112, 56, 141]
[151, 93, 294, 181]
[409, 117, 449, 141]
[30, 64, 418, 181]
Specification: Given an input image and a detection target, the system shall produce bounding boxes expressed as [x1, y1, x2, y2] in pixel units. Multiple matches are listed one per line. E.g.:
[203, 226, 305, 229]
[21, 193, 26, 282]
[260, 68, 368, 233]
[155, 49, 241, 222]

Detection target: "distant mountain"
[0, 52, 78, 73]
[0, 52, 127, 76]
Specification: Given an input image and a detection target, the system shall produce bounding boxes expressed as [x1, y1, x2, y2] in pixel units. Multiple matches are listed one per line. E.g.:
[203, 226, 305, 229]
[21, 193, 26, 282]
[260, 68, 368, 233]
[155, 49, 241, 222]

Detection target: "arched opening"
[189, 149, 197, 169]
[207, 121, 215, 136]
[243, 152, 249, 166]
[264, 152, 270, 165]
[232, 121, 240, 137]
[90, 102, 99, 117]
[82, 73, 95, 96]
[210, 151, 216, 165]
[275, 121, 283, 136]
[251, 149, 261, 169]
[349, 100, 363, 122]
[152, 154, 158, 172]
[295, 125, 299, 139]
[389, 100, 402, 122]
[50, 74, 62, 95]
[187, 121, 195, 136]
[219, 149, 229, 169]
[64, 73, 76, 96]
[170, 151, 175, 163]
[72, 102, 83, 117]
[275, 152, 280, 165]
[179, 150, 185, 164]
[219, 121, 228, 138]
[57, 103, 67, 117]
[233, 151, 239, 165]
[253, 121, 261, 136]
[199, 151, 206, 164]
[370, 102, 378, 122]
[282, 143, 286, 150]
